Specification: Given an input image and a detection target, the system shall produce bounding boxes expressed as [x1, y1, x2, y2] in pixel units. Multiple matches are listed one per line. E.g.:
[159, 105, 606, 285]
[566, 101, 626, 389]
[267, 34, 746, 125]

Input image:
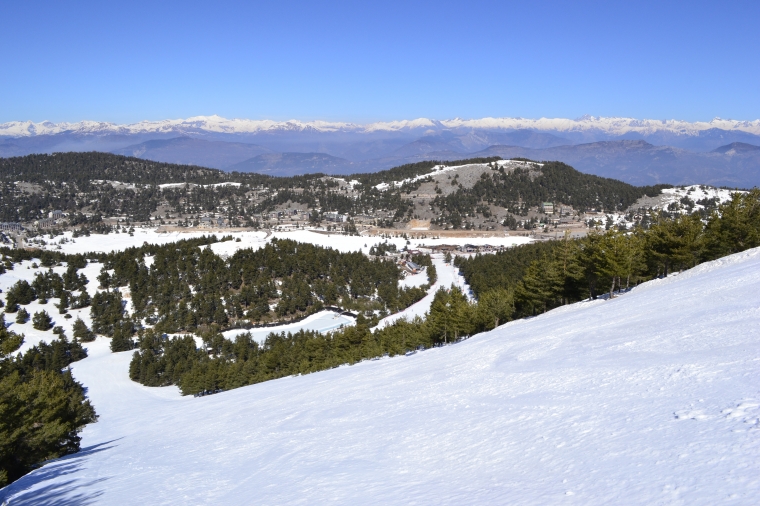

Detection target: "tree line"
[128, 189, 760, 395]
[0, 317, 96, 487]
[456, 189, 760, 315]
[432, 161, 670, 226]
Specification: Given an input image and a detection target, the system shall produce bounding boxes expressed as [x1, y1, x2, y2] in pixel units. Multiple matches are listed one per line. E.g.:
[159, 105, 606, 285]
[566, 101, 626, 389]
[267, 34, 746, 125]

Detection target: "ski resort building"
[324, 212, 348, 223]
[0, 222, 23, 232]
[34, 218, 56, 229]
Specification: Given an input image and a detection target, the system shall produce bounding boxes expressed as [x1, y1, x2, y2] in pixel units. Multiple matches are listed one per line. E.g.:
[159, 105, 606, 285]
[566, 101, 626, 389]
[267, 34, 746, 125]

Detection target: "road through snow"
[2, 249, 760, 504]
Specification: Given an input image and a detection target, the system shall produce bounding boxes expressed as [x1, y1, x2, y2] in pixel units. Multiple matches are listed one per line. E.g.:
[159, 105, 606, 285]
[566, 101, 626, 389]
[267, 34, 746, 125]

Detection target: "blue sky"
[1, 0, 758, 124]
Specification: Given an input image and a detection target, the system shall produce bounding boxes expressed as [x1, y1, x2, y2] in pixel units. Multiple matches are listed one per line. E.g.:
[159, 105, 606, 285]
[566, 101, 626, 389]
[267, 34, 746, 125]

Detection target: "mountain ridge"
[3, 115, 760, 137]
[112, 137, 271, 169]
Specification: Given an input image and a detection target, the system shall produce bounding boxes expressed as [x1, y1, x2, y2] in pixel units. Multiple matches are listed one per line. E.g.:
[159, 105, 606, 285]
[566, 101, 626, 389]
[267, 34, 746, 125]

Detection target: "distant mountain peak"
[711, 142, 760, 154]
[2, 115, 760, 138]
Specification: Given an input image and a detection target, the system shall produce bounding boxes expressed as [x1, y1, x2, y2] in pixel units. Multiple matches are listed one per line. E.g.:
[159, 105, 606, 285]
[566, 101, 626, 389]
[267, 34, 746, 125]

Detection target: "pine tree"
[15, 308, 30, 324]
[476, 288, 515, 331]
[72, 317, 95, 342]
[32, 310, 53, 331]
[110, 320, 135, 352]
[703, 189, 760, 258]
[57, 290, 70, 314]
[0, 324, 95, 486]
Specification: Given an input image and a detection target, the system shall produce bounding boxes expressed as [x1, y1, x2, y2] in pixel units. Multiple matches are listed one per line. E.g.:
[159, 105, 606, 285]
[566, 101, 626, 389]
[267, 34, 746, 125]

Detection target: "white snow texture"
[2, 115, 759, 137]
[1, 248, 760, 504]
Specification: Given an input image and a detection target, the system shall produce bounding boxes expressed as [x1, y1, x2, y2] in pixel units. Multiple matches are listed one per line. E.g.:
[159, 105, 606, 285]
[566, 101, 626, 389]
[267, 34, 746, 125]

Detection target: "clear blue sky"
[1, 0, 758, 124]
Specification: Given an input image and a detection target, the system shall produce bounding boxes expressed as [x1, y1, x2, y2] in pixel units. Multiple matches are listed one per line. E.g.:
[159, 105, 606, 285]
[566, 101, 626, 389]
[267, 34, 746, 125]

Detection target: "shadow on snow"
[0, 439, 120, 506]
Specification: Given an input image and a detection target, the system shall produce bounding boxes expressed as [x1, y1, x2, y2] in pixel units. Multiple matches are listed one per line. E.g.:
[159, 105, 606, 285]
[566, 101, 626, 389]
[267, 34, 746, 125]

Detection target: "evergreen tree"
[476, 288, 515, 331]
[5, 280, 36, 313]
[57, 290, 70, 314]
[0, 324, 95, 486]
[72, 317, 95, 342]
[646, 214, 704, 276]
[514, 257, 561, 315]
[32, 310, 53, 331]
[90, 290, 125, 336]
[110, 320, 135, 352]
[703, 189, 760, 259]
[15, 308, 30, 324]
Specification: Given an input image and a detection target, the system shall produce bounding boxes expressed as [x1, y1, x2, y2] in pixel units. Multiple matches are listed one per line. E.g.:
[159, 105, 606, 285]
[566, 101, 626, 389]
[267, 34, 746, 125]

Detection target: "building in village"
[324, 212, 348, 223]
[34, 218, 56, 229]
[0, 222, 23, 233]
[199, 217, 226, 228]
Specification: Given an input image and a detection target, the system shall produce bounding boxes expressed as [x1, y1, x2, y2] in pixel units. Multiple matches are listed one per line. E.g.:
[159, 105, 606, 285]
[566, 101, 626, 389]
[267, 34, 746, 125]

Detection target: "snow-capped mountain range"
[2, 114, 760, 137]
[2, 115, 760, 188]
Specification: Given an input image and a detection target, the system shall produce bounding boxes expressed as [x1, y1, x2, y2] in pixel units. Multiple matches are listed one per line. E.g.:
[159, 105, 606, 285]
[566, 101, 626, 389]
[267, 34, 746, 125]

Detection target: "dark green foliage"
[369, 241, 397, 256]
[128, 190, 760, 397]
[32, 310, 53, 331]
[460, 189, 760, 316]
[455, 241, 563, 297]
[15, 308, 29, 324]
[0, 324, 95, 486]
[433, 161, 670, 224]
[703, 189, 760, 258]
[90, 290, 125, 336]
[63, 263, 88, 292]
[5, 280, 36, 312]
[129, 284, 515, 396]
[0, 152, 224, 187]
[69, 289, 91, 309]
[72, 317, 95, 342]
[0, 153, 506, 226]
[31, 270, 64, 301]
[95, 237, 416, 334]
[110, 320, 135, 352]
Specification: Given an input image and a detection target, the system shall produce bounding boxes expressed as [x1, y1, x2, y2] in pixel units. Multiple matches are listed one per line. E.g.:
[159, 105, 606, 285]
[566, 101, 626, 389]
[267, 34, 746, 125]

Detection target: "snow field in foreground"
[2, 249, 759, 504]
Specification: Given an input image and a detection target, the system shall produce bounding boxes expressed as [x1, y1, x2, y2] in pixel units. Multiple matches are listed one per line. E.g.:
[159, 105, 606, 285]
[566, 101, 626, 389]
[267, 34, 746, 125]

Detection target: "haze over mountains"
[2, 115, 760, 187]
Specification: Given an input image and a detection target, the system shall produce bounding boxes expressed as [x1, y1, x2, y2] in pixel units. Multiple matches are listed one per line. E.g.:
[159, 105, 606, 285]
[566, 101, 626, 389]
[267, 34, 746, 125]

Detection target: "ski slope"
[222, 310, 355, 344]
[377, 254, 473, 329]
[2, 249, 760, 504]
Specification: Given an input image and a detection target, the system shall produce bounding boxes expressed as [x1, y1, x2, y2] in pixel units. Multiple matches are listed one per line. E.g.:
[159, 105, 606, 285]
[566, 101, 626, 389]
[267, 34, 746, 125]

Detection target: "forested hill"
[347, 157, 503, 188]
[0, 151, 673, 227]
[0, 152, 236, 186]
[0, 152, 503, 188]
[433, 161, 671, 216]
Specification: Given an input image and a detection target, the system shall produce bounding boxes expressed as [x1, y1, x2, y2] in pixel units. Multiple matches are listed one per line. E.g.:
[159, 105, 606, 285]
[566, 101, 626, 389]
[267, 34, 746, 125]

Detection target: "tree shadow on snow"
[0, 439, 121, 506]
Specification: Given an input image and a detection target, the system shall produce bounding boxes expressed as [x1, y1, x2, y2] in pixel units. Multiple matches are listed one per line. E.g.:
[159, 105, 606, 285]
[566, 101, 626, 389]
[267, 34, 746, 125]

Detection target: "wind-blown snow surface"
[3, 250, 760, 504]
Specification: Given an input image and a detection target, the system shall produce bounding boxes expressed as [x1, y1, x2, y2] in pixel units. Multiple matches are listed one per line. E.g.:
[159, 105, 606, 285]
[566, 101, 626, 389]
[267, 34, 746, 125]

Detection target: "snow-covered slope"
[2, 115, 759, 138]
[2, 249, 760, 504]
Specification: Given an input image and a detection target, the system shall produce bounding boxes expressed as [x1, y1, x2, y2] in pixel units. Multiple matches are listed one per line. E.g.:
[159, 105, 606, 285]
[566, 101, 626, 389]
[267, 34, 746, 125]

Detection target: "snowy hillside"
[2, 115, 759, 138]
[2, 245, 758, 503]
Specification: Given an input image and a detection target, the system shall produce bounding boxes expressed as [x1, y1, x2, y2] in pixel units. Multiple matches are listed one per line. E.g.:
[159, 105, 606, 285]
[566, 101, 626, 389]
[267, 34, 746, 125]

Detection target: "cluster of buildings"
[427, 244, 507, 254]
[0, 210, 67, 240]
[0, 222, 24, 233]
[198, 217, 226, 228]
[33, 210, 66, 230]
[323, 212, 349, 223]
